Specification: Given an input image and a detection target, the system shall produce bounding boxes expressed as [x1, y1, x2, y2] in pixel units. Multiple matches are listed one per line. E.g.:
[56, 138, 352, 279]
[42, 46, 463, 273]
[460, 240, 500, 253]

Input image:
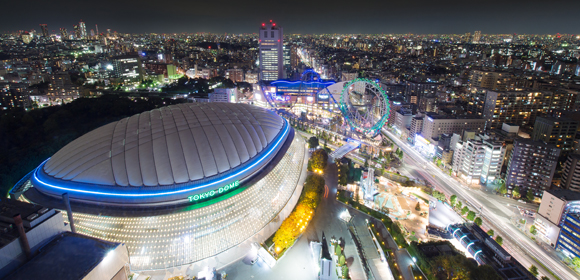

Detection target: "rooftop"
[5, 232, 122, 280]
[546, 189, 580, 202]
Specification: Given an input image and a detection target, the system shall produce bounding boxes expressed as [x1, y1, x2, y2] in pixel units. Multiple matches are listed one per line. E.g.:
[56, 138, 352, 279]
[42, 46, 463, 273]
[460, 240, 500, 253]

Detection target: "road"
[383, 128, 579, 280]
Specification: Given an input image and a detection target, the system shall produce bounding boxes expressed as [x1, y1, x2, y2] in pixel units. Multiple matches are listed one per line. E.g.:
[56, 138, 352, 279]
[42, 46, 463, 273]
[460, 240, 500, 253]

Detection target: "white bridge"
[329, 141, 361, 160]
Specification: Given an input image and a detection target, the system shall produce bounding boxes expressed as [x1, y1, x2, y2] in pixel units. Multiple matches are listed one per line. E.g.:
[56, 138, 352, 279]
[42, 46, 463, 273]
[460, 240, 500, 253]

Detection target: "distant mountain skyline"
[3, 0, 579, 35]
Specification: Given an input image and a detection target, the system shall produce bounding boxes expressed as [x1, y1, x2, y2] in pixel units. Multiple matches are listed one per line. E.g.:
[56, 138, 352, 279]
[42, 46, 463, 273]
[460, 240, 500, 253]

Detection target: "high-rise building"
[453, 138, 506, 185]
[505, 138, 561, 198]
[420, 114, 486, 142]
[469, 69, 514, 91]
[468, 87, 569, 130]
[259, 21, 283, 81]
[39, 24, 48, 37]
[532, 116, 579, 154]
[79, 20, 87, 39]
[90, 29, 95, 38]
[59, 28, 68, 39]
[561, 154, 580, 192]
[20, 32, 32, 44]
[73, 25, 80, 39]
[473, 31, 481, 43]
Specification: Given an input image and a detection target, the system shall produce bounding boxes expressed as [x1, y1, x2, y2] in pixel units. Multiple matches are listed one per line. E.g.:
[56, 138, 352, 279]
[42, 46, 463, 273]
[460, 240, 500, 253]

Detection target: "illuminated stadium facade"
[13, 103, 308, 271]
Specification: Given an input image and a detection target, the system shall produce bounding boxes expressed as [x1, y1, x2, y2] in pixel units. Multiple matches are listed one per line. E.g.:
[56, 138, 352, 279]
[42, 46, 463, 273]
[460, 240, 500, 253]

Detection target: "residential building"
[259, 21, 283, 81]
[505, 139, 561, 198]
[245, 72, 258, 84]
[421, 114, 486, 142]
[473, 31, 481, 43]
[532, 116, 578, 154]
[404, 81, 439, 104]
[59, 28, 68, 39]
[468, 87, 569, 130]
[469, 69, 513, 91]
[562, 154, 580, 192]
[47, 72, 80, 104]
[225, 68, 244, 83]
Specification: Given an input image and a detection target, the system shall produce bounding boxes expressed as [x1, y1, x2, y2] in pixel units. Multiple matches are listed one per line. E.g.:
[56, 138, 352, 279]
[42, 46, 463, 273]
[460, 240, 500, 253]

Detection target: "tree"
[450, 195, 457, 207]
[378, 150, 383, 159]
[310, 149, 328, 171]
[495, 236, 503, 246]
[487, 229, 494, 237]
[540, 277, 550, 280]
[338, 163, 349, 186]
[415, 202, 421, 211]
[339, 254, 345, 266]
[467, 211, 476, 221]
[307, 137, 319, 149]
[498, 182, 507, 195]
[364, 159, 369, 168]
[512, 186, 521, 199]
[448, 169, 453, 176]
[527, 190, 535, 201]
[432, 190, 446, 201]
[572, 257, 580, 269]
[530, 225, 537, 235]
[470, 264, 503, 280]
[461, 206, 469, 215]
[457, 201, 462, 210]
[529, 265, 539, 277]
[335, 243, 342, 255]
[474, 217, 483, 226]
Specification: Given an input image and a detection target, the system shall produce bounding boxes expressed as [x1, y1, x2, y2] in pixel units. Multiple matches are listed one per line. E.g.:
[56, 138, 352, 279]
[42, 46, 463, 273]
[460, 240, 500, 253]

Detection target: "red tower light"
[262, 23, 265, 26]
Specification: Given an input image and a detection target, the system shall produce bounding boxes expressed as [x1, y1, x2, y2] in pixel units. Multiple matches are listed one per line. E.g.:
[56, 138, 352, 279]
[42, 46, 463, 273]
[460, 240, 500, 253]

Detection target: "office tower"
[453, 139, 506, 185]
[473, 31, 481, 43]
[73, 25, 80, 39]
[532, 116, 579, 153]
[561, 154, 580, 192]
[505, 138, 560, 198]
[90, 29, 95, 37]
[534, 189, 580, 249]
[79, 20, 87, 39]
[59, 28, 68, 39]
[40, 24, 48, 37]
[107, 29, 111, 37]
[469, 69, 514, 91]
[468, 87, 569, 130]
[259, 21, 283, 81]
[95, 24, 99, 34]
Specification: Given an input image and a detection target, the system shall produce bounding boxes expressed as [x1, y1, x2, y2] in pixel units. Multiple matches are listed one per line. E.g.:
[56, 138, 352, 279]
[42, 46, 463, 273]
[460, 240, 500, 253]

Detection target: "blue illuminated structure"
[270, 69, 335, 97]
[30, 119, 292, 207]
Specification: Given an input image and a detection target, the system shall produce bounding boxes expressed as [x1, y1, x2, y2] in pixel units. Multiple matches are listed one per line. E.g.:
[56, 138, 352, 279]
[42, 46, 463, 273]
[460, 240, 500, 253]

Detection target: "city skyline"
[3, 0, 580, 34]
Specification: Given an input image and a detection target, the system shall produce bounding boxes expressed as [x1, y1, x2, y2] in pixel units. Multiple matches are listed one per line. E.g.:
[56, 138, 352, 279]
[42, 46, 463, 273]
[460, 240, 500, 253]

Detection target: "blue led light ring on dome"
[31, 119, 291, 199]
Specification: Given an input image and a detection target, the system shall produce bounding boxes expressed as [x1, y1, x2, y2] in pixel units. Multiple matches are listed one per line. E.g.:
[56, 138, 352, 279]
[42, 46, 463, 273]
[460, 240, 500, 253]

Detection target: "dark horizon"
[3, 0, 580, 35]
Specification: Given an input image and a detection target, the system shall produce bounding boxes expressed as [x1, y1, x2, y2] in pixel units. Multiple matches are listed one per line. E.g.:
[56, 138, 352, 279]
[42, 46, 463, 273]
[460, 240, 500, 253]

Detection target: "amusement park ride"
[261, 69, 390, 141]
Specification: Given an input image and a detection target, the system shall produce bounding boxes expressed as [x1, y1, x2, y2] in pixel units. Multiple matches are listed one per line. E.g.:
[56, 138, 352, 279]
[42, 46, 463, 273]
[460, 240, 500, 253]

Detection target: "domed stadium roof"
[31, 103, 290, 205]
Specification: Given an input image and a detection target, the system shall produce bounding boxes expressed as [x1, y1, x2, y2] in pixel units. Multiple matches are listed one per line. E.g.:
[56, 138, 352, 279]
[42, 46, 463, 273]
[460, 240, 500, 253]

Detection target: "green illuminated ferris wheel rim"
[339, 78, 390, 137]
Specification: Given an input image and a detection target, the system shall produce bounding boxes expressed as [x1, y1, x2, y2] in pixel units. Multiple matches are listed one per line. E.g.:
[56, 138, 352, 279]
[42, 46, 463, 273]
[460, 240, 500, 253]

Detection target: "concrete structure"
[469, 87, 570, 130]
[209, 88, 238, 103]
[47, 72, 80, 104]
[506, 139, 561, 198]
[259, 21, 283, 81]
[469, 69, 513, 91]
[562, 154, 580, 192]
[111, 55, 143, 82]
[0, 199, 69, 279]
[5, 232, 129, 280]
[225, 68, 244, 83]
[21, 103, 307, 271]
[421, 114, 486, 142]
[453, 139, 506, 185]
[506, 138, 560, 196]
[535, 189, 580, 248]
[532, 116, 579, 154]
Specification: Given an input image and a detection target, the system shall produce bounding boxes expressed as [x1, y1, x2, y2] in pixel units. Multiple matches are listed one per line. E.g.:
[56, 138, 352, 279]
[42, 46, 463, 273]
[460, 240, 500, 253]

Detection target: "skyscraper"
[473, 30, 481, 43]
[40, 24, 48, 37]
[59, 28, 68, 39]
[259, 21, 283, 81]
[79, 20, 87, 39]
[73, 25, 80, 39]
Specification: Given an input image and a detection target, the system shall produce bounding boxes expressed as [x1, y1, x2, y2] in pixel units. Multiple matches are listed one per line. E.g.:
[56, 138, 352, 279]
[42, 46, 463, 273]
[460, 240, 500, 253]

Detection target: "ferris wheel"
[339, 78, 390, 138]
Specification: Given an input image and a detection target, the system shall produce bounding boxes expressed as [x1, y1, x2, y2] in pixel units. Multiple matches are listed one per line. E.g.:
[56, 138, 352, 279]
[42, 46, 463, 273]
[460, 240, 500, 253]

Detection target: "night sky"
[3, 0, 579, 35]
